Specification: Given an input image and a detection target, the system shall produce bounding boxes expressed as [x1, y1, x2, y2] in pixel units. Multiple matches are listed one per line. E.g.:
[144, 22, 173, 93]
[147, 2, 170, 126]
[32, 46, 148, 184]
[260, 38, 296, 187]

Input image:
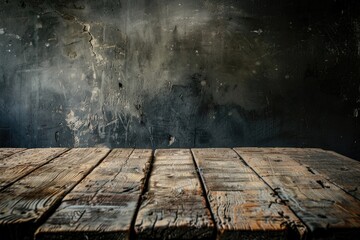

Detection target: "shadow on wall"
[0, 0, 359, 160]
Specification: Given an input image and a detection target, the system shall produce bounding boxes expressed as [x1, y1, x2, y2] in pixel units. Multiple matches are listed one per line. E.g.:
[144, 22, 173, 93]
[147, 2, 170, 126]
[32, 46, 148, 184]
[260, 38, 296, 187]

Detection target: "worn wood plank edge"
[319, 150, 360, 200]
[36, 231, 127, 240]
[325, 179, 360, 202]
[134, 149, 215, 239]
[0, 148, 27, 161]
[293, 151, 360, 202]
[322, 150, 359, 163]
[190, 149, 221, 240]
[243, 148, 360, 202]
[232, 148, 309, 240]
[0, 148, 70, 192]
[34, 148, 136, 240]
[29, 149, 113, 239]
[34, 149, 155, 240]
[128, 149, 154, 240]
[235, 148, 360, 239]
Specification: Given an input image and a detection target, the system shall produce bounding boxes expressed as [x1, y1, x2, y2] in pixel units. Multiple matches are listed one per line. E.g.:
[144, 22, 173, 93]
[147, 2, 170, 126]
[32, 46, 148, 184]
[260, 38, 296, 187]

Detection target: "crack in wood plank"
[0, 148, 110, 240]
[235, 147, 360, 239]
[0, 148, 69, 191]
[35, 149, 152, 240]
[135, 149, 215, 239]
[192, 148, 306, 240]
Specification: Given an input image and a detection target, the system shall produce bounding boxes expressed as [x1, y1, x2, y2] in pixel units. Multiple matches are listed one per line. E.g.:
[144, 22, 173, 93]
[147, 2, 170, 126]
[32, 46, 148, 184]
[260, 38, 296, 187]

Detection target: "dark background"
[0, 0, 359, 160]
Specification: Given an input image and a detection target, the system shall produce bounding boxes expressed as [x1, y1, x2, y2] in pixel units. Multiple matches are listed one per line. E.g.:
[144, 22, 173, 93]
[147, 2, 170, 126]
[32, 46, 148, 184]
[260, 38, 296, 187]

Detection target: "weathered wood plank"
[0, 148, 68, 190]
[285, 149, 360, 200]
[235, 148, 360, 239]
[239, 148, 360, 201]
[192, 148, 306, 240]
[0, 148, 26, 160]
[35, 149, 152, 240]
[135, 149, 215, 239]
[0, 148, 110, 240]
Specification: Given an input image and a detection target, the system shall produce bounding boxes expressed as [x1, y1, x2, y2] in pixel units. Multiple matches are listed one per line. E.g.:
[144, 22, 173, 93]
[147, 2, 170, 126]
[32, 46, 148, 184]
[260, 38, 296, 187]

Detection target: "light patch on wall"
[124, 1, 212, 96]
[168, 135, 176, 146]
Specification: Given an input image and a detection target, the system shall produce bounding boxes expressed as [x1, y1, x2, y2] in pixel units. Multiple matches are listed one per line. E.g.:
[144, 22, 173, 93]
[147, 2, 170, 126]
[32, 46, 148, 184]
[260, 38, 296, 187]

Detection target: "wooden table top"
[0, 148, 359, 240]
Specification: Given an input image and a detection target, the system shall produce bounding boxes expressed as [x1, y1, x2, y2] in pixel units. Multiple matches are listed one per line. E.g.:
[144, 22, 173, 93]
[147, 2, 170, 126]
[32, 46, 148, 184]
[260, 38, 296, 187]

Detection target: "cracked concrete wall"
[0, 0, 360, 159]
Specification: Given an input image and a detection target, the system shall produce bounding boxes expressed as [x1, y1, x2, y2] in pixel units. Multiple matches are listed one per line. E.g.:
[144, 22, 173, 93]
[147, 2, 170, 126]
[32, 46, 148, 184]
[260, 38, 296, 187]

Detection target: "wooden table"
[0, 148, 359, 240]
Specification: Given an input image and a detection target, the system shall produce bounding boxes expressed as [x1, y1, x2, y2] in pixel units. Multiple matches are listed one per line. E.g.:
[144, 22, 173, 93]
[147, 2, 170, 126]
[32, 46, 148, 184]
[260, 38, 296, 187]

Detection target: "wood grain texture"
[0, 148, 68, 190]
[0, 148, 110, 240]
[35, 149, 152, 240]
[239, 148, 360, 200]
[135, 149, 215, 239]
[285, 149, 359, 201]
[0, 148, 26, 160]
[192, 148, 306, 240]
[235, 148, 360, 239]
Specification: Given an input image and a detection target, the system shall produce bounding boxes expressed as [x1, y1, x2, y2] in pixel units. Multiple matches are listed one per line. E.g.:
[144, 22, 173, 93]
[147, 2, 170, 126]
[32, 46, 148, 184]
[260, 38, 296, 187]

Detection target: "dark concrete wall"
[0, 0, 359, 159]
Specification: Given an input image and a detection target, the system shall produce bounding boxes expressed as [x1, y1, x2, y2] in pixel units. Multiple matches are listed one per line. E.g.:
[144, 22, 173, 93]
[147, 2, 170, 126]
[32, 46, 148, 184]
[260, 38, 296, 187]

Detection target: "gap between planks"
[234, 147, 360, 239]
[192, 148, 306, 240]
[278, 148, 360, 201]
[134, 149, 215, 239]
[129, 149, 155, 240]
[0, 148, 112, 240]
[35, 149, 153, 240]
[1, 148, 359, 240]
[0, 148, 70, 192]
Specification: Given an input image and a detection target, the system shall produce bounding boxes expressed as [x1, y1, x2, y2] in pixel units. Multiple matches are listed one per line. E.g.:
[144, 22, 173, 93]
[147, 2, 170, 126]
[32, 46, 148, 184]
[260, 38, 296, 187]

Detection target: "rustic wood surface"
[134, 149, 215, 239]
[282, 148, 359, 201]
[0, 148, 26, 160]
[35, 149, 152, 240]
[238, 148, 360, 200]
[0, 147, 359, 240]
[235, 148, 360, 239]
[0, 148, 68, 190]
[0, 148, 110, 240]
[192, 148, 306, 240]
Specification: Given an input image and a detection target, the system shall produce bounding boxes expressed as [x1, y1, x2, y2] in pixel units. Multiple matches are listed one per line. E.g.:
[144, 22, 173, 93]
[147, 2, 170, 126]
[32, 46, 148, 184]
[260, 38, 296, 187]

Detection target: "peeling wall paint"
[0, 0, 359, 160]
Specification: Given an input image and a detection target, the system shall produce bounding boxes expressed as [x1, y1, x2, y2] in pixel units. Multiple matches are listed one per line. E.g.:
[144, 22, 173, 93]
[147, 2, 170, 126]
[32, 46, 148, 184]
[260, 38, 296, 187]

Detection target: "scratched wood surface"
[192, 148, 306, 240]
[0, 148, 68, 190]
[276, 148, 360, 201]
[0, 148, 26, 160]
[238, 148, 360, 201]
[235, 148, 360, 239]
[35, 149, 152, 240]
[0, 147, 359, 240]
[0, 148, 110, 240]
[134, 149, 215, 239]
